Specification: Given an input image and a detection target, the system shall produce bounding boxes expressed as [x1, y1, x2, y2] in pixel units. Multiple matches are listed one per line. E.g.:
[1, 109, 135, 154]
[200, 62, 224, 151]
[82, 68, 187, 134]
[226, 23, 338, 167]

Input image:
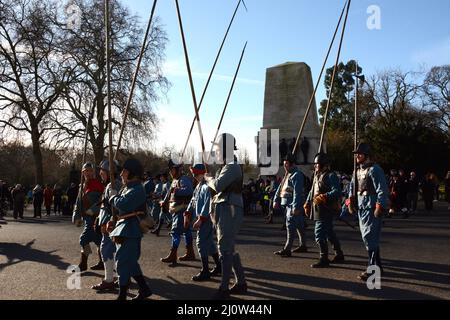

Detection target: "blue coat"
[187, 180, 211, 218]
[109, 181, 146, 239]
[274, 167, 305, 210]
[350, 162, 388, 251]
[98, 180, 122, 226]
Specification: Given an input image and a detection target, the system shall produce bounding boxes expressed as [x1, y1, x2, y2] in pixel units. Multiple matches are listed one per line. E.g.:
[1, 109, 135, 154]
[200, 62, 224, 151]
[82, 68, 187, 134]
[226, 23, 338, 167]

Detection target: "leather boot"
[117, 285, 129, 301]
[210, 253, 222, 277]
[78, 253, 88, 272]
[161, 247, 177, 264]
[311, 241, 330, 268]
[331, 249, 345, 263]
[192, 256, 211, 282]
[274, 248, 291, 257]
[90, 248, 104, 270]
[132, 275, 152, 300]
[179, 243, 196, 261]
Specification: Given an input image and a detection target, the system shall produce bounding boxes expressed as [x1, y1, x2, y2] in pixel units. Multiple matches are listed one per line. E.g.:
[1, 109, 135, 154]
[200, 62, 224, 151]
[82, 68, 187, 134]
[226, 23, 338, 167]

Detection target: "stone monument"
[257, 62, 322, 176]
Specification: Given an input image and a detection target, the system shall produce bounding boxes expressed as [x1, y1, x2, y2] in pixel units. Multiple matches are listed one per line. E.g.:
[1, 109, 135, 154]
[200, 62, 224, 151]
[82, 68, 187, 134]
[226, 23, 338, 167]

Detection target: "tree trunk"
[31, 126, 44, 185]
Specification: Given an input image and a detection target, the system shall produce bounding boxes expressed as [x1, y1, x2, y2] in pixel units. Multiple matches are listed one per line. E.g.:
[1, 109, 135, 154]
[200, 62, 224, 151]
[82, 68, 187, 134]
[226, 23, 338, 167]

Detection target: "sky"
[122, 0, 450, 162]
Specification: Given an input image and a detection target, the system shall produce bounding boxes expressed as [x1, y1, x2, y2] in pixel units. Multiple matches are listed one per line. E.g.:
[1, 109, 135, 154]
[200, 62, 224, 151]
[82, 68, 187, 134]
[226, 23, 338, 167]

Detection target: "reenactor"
[273, 153, 308, 257]
[304, 153, 345, 268]
[348, 143, 388, 281]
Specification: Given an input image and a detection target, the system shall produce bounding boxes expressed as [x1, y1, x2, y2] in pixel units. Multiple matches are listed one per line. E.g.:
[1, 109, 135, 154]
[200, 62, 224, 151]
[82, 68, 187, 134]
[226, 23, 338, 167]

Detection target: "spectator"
[43, 184, 53, 216]
[406, 171, 420, 214]
[445, 171, 450, 210]
[421, 174, 435, 212]
[53, 184, 63, 215]
[11, 184, 25, 219]
[32, 185, 44, 218]
[66, 183, 78, 214]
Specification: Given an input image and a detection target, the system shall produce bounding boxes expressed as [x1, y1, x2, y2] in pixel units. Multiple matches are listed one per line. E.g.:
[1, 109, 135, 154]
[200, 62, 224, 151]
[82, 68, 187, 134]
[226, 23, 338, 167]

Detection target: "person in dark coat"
[32, 185, 44, 218]
[421, 174, 435, 212]
[12, 184, 25, 219]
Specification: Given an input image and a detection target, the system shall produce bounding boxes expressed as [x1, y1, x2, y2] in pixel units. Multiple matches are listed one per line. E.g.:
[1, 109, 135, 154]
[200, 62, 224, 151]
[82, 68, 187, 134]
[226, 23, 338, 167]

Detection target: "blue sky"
[123, 0, 450, 161]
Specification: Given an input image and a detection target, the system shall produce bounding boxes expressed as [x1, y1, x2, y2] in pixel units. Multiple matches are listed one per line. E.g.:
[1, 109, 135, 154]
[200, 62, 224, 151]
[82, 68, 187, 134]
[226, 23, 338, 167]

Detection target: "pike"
[278, 0, 350, 204]
[180, 0, 246, 159]
[175, 0, 207, 168]
[104, 0, 115, 187]
[207, 41, 248, 163]
[115, 0, 158, 160]
[74, 103, 95, 224]
[318, 0, 352, 153]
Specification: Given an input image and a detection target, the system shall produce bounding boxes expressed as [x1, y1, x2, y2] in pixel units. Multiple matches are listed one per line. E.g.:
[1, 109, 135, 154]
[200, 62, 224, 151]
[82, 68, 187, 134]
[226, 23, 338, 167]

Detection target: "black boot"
[274, 248, 291, 257]
[117, 285, 129, 301]
[90, 248, 104, 270]
[132, 275, 152, 300]
[210, 253, 222, 277]
[311, 242, 330, 268]
[78, 253, 88, 272]
[331, 249, 345, 263]
[192, 256, 211, 282]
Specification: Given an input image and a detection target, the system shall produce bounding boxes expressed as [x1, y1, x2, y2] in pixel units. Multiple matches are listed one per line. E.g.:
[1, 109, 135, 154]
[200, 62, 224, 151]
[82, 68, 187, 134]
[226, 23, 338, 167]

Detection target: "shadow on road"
[0, 240, 70, 272]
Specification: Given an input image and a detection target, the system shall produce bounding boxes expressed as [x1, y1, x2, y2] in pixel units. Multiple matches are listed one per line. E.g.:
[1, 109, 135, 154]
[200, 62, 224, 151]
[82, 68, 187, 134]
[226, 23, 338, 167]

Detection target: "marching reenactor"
[72, 162, 105, 272]
[185, 163, 221, 281]
[273, 153, 308, 257]
[91, 159, 122, 291]
[160, 160, 194, 264]
[108, 158, 152, 300]
[151, 173, 171, 236]
[143, 171, 155, 221]
[304, 153, 345, 268]
[205, 133, 247, 299]
[348, 143, 388, 281]
[150, 174, 162, 225]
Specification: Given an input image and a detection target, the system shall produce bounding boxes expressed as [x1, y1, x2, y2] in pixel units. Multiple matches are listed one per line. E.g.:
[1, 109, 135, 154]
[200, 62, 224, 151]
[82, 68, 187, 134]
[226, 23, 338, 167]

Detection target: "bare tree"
[423, 65, 450, 137]
[0, 0, 73, 184]
[365, 69, 422, 126]
[49, 0, 169, 164]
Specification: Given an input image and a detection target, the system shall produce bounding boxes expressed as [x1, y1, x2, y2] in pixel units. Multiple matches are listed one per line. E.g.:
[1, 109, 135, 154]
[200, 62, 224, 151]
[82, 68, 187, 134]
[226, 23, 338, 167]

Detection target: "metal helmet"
[122, 158, 143, 177]
[82, 162, 95, 171]
[168, 159, 183, 170]
[314, 152, 330, 165]
[283, 153, 296, 164]
[353, 143, 371, 156]
[212, 133, 237, 162]
[98, 159, 119, 172]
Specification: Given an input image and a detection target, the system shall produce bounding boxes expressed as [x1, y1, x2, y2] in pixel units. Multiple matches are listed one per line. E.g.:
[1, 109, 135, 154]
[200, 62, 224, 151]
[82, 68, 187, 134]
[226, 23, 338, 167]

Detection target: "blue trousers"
[79, 216, 101, 247]
[115, 237, 143, 286]
[100, 233, 115, 261]
[314, 217, 340, 251]
[196, 219, 218, 257]
[285, 207, 306, 250]
[170, 212, 192, 248]
[358, 208, 382, 251]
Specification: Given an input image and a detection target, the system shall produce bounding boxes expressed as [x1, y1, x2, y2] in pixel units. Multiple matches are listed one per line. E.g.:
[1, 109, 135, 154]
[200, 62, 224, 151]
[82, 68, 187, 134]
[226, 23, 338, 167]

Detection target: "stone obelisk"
[257, 62, 322, 175]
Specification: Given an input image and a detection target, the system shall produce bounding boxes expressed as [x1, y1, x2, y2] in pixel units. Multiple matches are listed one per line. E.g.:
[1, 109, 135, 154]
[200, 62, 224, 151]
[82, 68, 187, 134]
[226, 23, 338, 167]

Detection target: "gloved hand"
[183, 211, 192, 229]
[374, 203, 384, 218]
[293, 208, 301, 216]
[313, 194, 327, 205]
[303, 203, 311, 217]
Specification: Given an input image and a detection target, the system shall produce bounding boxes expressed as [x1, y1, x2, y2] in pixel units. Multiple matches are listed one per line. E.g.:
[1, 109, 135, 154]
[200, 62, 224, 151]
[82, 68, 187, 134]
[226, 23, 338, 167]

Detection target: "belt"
[358, 191, 376, 196]
[117, 211, 145, 223]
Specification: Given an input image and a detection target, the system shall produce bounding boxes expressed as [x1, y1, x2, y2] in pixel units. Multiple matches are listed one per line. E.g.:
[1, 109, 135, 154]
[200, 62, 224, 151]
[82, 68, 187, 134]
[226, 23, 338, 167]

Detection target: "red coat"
[43, 187, 53, 207]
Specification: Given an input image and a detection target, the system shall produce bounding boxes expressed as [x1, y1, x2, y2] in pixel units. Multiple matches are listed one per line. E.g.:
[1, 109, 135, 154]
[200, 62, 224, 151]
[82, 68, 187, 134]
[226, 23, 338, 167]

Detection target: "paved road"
[1, 202, 449, 300]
